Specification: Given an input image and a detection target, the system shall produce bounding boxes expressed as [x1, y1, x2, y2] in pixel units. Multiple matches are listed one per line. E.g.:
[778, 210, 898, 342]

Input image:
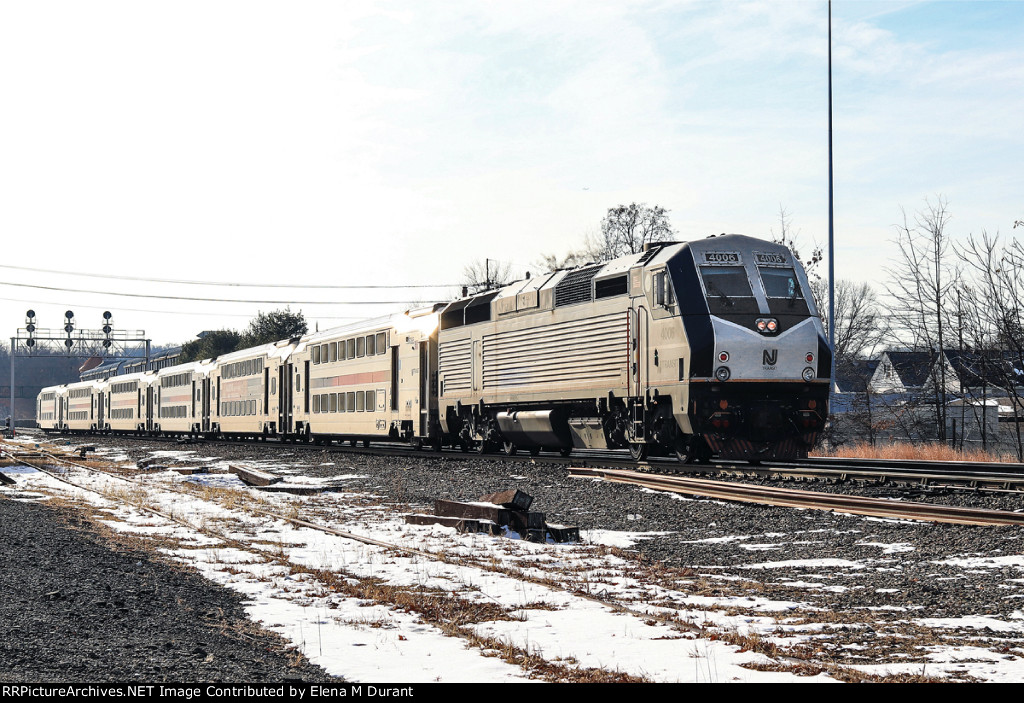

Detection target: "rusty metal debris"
[405, 489, 579, 543]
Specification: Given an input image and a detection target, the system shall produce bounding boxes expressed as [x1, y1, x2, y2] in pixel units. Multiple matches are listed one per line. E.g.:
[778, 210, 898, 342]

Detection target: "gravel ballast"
[0, 497, 340, 683]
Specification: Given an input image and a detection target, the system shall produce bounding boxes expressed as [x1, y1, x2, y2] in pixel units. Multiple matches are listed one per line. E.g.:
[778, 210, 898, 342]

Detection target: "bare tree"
[884, 196, 958, 442]
[957, 231, 1024, 458]
[596, 203, 675, 260]
[462, 258, 512, 295]
[831, 280, 887, 364]
[771, 205, 823, 286]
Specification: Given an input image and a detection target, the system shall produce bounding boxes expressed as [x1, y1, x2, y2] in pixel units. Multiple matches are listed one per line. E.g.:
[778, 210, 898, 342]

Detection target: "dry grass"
[816, 441, 1020, 463]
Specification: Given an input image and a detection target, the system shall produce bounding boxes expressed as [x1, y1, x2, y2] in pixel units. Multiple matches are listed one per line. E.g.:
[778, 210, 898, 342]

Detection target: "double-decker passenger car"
[292, 306, 443, 446]
[105, 372, 156, 434]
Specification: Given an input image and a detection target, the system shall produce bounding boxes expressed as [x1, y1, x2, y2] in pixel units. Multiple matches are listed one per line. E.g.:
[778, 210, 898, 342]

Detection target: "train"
[36, 234, 831, 463]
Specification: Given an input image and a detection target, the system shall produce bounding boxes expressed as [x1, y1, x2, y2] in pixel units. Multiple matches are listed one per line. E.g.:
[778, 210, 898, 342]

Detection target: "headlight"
[715, 366, 731, 381]
[755, 318, 778, 335]
[802, 367, 815, 382]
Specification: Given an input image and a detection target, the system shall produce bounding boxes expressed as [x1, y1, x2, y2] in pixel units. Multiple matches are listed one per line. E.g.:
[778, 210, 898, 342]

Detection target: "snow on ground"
[5, 435, 1024, 682]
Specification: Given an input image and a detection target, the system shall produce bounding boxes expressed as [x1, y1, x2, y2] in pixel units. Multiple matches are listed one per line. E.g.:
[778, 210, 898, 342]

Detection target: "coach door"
[96, 391, 104, 429]
[419, 341, 431, 437]
[201, 377, 211, 432]
[146, 386, 155, 432]
[279, 362, 293, 434]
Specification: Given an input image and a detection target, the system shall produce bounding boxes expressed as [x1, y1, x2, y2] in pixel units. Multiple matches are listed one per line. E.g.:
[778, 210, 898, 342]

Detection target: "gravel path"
[0, 497, 341, 683]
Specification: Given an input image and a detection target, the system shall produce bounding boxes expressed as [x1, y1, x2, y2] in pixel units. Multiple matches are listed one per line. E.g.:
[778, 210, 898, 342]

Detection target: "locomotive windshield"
[699, 266, 753, 298]
[699, 265, 756, 314]
[758, 267, 803, 299]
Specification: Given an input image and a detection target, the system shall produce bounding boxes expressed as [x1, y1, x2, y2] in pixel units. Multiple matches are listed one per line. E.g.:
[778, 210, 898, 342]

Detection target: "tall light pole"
[828, 0, 836, 390]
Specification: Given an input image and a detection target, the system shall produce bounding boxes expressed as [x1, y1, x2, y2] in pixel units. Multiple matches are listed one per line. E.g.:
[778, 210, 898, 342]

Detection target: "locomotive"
[37, 234, 830, 463]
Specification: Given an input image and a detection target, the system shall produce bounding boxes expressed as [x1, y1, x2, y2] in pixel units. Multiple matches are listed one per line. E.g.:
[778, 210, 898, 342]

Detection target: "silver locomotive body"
[437, 234, 831, 462]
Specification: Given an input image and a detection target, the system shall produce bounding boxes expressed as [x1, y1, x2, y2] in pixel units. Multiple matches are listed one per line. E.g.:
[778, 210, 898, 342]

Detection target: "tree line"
[177, 308, 308, 363]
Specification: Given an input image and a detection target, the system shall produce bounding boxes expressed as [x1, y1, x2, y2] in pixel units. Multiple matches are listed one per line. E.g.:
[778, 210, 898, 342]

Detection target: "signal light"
[718, 351, 729, 362]
[805, 352, 814, 363]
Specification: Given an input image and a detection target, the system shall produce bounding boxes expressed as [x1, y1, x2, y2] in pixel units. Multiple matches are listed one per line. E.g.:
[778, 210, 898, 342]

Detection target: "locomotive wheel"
[674, 435, 694, 464]
[628, 442, 648, 461]
[503, 441, 517, 456]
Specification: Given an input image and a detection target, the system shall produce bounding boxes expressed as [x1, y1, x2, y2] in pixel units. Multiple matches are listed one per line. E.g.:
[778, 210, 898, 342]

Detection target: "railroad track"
[17, 427, 1024, 494]
[569, 466, 1024, 526]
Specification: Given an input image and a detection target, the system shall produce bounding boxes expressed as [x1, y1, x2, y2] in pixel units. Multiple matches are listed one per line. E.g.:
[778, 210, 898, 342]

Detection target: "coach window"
[330, 343, 338, 363]
[313, 346, 321, 364]
[314, 396, 321, 413]
[376, 332, 386, 353]
[356, 337, 365, 358]
[366, 334, 376, 355]
[347, 339, 355, 359]
[365, 390, 375, 411]
[330, 393, 338, 413]
[356, 392, 365, 412]
[347, 391, 356, 411]
[320, 344, 328, 362]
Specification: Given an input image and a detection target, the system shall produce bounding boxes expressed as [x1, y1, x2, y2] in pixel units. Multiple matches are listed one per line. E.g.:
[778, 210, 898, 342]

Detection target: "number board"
[702, 251, 742, 266]
[753, 251, 788, 266]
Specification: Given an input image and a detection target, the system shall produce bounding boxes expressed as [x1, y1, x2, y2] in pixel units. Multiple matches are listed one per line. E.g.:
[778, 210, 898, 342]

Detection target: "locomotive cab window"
[758, 267, 803, 299]
[699, 265, 756, 314]
[652, 270, 675, 309]
[699, 266, 753, 298]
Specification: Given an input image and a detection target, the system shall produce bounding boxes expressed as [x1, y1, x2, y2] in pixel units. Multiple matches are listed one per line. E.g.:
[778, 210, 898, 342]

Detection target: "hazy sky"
[1, 0, 1021, 347]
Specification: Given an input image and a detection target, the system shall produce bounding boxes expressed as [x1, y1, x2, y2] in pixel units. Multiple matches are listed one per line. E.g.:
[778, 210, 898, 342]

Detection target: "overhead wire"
[0, 280, 449, 305]
[0, 263, 457, 290]
[0, 295, 370, 322]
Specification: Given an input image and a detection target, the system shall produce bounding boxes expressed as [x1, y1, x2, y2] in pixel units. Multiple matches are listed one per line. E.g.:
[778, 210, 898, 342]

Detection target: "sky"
[1, 0, 1022, 348]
